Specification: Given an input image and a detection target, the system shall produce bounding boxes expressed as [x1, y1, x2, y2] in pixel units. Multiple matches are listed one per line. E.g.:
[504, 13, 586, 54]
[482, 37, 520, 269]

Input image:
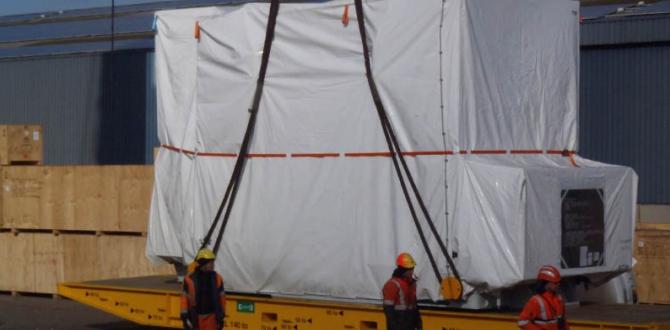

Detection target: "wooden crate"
[1, 165, 154, 233]
[0, 125, 43, 165]
[634, 228, 670, 304]
[0, 232, 173, 294]
[638, 204, 670, 223]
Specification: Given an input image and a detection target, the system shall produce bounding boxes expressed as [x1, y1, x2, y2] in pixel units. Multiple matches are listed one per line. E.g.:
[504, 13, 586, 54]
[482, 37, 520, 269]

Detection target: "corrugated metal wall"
[0, 50, 157, 164]
[580, 17, 670, 204]
[582, 15, 670, 46]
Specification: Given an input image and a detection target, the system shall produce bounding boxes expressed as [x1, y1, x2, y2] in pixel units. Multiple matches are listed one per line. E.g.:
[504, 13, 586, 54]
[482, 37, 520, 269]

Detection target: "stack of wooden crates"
[635, 205, 670, 304]
[0, 125, 172, 296]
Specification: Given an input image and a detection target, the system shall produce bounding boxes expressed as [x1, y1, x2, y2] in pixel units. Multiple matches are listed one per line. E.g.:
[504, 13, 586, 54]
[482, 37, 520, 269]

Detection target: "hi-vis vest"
[383, 278, 417, 311]
[518, 294, 566, 330]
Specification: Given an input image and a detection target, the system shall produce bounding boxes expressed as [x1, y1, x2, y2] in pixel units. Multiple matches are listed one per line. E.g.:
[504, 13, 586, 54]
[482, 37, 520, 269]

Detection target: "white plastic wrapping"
[148, 0, 636, 302]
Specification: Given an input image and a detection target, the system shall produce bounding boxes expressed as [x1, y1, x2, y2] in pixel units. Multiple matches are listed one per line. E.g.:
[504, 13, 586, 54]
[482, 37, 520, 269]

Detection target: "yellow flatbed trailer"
[59, 276, 670, 330]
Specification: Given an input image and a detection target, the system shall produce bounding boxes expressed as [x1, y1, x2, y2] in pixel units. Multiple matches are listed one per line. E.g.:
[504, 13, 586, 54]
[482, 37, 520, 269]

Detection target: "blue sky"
[0, 0, 176, 16]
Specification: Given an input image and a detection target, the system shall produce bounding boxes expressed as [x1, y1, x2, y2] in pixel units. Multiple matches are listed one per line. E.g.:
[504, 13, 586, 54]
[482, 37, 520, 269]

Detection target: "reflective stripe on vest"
[182, 276, 197, 312]
[389, 279, 415, 311]
[534, 295, 548, 321]
[532, 295, 561, 325]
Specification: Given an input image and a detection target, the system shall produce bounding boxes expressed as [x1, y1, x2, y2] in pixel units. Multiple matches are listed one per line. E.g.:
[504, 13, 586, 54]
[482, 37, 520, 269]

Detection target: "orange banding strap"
[246, 153, 287, 158]
[511, 150, 543, 155]
[161, 145, 578, 162]
[291, 153, 340, 158]
[568, 153, 579, 167]
[401, 151, 452, 157]
[470, 149, 507, 155]
[194, 21, 201, 41]
[341, 5, 350, 27]
[344, 152, 393, 157]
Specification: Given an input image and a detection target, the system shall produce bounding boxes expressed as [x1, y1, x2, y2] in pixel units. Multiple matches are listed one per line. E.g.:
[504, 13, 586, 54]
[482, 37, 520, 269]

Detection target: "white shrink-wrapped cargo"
[148, 0, 637, 304]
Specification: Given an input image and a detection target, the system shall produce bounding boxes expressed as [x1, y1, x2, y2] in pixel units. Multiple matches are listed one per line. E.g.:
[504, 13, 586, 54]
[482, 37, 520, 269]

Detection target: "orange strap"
[161, 145, 578, 164]
[194, 21, 201, 41]
[568, 153, 579, 167]
[342, 5, 350, 27]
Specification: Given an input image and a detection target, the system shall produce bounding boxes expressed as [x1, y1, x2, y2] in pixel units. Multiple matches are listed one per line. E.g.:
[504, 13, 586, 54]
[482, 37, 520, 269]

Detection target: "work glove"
[180, 312, 193, 329]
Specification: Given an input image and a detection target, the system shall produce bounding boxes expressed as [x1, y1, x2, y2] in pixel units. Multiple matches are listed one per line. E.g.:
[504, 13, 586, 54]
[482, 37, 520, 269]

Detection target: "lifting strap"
[200, 0, 281, 253]
[353, 0, 462, 294]
[200, 0, 462, 300]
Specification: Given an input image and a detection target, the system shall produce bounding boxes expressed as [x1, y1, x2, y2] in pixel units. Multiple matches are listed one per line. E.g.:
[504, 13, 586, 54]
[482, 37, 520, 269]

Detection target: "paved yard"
[0, 295, 164, 330]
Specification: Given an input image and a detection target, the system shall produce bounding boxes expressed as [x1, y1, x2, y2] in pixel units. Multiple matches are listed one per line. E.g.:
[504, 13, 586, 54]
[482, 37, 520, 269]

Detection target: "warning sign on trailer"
[561, 189, 605, 268]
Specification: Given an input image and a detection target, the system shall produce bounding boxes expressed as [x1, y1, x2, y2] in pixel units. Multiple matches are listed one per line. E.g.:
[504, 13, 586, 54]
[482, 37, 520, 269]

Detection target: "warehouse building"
[581, 1, 670, 206]
[0, 0, 668, 206]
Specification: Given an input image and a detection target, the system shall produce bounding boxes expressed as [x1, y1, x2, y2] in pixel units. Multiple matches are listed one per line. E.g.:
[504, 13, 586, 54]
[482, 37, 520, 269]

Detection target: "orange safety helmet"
[537, 265, 561, 283]
[396, 252, 416, 269]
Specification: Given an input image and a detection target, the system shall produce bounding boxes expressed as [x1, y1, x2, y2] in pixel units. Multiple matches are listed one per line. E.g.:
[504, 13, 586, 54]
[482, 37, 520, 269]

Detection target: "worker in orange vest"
[518, 265, 570, 330]
[180, 249, 226, 330]
[382, 252, 423, 330]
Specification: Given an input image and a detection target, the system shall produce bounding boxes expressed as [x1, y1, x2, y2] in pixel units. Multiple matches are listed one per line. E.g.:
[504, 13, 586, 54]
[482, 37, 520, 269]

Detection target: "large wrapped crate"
[148, 0, 637, 306]
[0, 232, 173, 294]
[1, 166, 153, 232]
[0, 125, 43, 165]
[635, 228, 670, 304]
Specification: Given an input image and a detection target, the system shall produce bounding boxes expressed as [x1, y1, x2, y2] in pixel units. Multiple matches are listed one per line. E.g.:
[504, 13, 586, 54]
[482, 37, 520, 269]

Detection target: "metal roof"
[582, 0, 670, 20]
[0, 0, 327, 58]
[581, 4, 624, 19]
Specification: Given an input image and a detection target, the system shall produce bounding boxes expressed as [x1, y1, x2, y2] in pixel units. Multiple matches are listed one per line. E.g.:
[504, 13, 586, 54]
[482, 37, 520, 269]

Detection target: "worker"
[382, 252, 423, 330]
[180, 249, 226, 330]
[518, 265, 569, 330]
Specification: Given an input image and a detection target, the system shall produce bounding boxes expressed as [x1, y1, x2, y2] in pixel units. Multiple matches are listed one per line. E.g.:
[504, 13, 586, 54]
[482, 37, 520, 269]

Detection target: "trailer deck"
[58, 276, 670, 330]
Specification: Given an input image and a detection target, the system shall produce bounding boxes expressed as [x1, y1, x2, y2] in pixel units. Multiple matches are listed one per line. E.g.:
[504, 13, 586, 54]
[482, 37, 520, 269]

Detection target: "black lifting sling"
[200, 0, 462, 301]
[199, 0, 281, 254]
[353, 0, 462, 299]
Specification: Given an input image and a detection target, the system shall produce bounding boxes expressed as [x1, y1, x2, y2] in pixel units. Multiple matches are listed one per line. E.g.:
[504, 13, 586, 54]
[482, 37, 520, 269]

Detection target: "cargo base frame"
[58, 276, 670, 330]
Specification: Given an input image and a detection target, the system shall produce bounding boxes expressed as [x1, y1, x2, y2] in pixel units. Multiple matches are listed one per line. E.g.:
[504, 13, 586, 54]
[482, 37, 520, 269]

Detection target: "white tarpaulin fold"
[148, 0, 637, 302]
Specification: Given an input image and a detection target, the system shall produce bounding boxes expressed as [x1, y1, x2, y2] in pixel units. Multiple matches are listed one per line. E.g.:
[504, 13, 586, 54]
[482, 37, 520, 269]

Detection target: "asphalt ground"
[0, 294, 164, 330]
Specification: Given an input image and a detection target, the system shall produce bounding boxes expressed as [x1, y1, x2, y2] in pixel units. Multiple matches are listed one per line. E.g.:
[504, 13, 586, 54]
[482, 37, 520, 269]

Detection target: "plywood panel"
[34, 233, 64, 294]
[0, 232, 171, 294]
[639, 204, 670, 225]
[73, 166, 120, 231]
[0, 233, 12, 289]
[0, 233, 35, 292]
[118, 166, 153, 233]
[98, 235, 172, 280]
[61, 234, 100, 282]
[634, 229, 670, 304]
[1, 165, 154, 233]
[1, 166, 76, 230]
[42, 167, 75, 231]
[1, 167, 44, 229]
